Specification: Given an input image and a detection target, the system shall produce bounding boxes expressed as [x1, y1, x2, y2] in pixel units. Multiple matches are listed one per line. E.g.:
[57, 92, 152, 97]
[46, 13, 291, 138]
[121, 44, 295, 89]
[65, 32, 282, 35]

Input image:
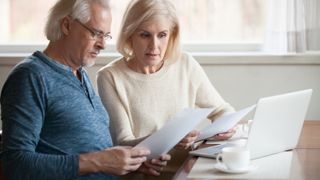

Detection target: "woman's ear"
[128, 36, 132, 45]
[61, 16, 72, 36]
[128, 36, 134, 49]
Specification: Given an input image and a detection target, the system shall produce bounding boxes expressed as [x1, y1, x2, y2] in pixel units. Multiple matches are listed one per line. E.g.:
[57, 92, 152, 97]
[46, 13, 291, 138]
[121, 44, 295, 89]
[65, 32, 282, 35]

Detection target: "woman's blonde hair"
[45, 0, 110, 42]
[117, 0, 181, 61]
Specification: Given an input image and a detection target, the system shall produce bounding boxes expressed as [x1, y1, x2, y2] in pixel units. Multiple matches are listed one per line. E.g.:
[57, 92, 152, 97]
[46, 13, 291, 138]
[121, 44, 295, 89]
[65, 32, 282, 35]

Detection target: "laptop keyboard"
[189, 143, 233, 158]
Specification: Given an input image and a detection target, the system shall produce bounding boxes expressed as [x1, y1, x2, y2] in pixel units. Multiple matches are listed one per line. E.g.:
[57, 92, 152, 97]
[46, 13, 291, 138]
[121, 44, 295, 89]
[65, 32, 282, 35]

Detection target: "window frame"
[0, 0, 266, 55]
[0, 42, 262, 57]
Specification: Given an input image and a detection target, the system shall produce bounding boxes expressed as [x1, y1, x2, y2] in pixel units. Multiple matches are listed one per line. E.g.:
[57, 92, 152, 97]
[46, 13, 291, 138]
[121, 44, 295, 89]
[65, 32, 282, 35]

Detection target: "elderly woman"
[97, 0, 235, 179]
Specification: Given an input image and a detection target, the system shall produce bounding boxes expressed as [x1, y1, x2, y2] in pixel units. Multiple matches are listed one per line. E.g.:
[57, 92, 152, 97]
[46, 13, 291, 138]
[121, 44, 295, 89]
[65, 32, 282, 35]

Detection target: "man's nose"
[96, 39, 106, 50]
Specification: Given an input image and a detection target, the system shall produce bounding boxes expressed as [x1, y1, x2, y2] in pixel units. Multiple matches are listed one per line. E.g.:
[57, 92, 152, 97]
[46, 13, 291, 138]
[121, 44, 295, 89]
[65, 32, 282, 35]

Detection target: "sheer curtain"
[263, 0, 320, 53]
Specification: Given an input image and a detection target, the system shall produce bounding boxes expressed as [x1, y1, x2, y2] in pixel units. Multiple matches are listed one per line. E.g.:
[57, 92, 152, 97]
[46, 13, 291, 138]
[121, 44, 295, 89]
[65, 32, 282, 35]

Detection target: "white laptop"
[190, 89, 313, 159]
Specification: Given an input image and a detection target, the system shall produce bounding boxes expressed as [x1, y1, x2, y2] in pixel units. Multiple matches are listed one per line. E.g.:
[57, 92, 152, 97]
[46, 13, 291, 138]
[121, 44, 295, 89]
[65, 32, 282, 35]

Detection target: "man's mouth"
[90, 51, 99, 57]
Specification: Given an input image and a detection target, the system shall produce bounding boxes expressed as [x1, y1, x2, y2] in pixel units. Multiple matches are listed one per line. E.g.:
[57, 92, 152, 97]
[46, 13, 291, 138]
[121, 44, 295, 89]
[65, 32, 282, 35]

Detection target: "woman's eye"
[159, 33, 167, 38]
[140, 32, 150, 38]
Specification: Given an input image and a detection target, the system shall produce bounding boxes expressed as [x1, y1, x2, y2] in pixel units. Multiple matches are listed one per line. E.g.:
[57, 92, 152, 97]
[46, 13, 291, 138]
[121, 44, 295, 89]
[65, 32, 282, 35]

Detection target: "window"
[0, 0, 56, 44]
[0, 0, 266, 52]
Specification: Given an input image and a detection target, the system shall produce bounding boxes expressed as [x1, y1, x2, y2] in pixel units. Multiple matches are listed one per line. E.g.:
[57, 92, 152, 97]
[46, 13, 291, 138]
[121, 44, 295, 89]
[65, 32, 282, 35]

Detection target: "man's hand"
[138, 154, 171, 176]
[79, 146, 150, 175]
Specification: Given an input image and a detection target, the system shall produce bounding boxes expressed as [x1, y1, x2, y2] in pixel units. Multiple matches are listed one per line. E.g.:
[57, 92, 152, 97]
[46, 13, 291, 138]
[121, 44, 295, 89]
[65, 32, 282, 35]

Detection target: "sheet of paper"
[134, 108, 213, 159]
[196, 105, 256, 142]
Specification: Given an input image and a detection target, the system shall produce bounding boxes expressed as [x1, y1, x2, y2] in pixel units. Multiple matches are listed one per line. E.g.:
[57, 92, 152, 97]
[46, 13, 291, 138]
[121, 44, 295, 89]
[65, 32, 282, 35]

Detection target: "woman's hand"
[138, 154, 171, 176]
[208, 125, 238, 141]
[176, 130, 200, 150]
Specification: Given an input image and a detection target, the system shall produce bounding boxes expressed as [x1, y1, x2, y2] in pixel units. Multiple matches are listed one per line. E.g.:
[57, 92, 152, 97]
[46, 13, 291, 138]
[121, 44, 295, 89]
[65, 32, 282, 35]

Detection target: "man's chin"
[84, 60, 95, 67]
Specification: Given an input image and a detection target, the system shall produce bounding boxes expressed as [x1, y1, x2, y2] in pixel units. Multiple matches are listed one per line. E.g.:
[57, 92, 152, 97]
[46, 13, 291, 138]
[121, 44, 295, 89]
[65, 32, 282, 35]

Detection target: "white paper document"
[196, 105, 256, 142]
[134, 108, 213, 159]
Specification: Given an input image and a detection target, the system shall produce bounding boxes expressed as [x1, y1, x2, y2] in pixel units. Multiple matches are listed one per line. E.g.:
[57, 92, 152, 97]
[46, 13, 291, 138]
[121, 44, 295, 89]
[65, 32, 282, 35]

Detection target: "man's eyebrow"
[92, 27, 110, 36]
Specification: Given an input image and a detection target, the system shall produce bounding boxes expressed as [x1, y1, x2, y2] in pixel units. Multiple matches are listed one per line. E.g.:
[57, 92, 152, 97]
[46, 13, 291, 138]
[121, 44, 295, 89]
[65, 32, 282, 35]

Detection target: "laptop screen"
[247, 89, 312, 159]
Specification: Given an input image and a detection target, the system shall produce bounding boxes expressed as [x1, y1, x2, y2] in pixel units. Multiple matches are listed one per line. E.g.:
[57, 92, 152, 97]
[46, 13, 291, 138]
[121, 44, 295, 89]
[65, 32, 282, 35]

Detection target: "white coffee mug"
[216, 146, 250, 170]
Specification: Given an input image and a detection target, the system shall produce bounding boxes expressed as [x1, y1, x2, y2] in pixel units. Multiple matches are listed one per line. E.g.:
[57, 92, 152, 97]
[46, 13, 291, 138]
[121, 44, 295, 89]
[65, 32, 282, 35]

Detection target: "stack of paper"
[135, 108, 213, 159]
[134, 105, 255, 159]
[196, 105, 256, 142]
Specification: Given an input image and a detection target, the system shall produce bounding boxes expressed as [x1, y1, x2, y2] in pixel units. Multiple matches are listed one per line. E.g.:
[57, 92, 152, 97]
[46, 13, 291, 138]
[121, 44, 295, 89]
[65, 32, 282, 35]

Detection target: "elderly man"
[0, 0, 151, 179]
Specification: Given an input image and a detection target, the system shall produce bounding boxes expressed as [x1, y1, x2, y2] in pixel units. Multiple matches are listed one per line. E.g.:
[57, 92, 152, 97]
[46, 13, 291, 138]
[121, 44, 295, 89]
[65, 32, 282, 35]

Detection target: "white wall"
[1, 54, 320, 129]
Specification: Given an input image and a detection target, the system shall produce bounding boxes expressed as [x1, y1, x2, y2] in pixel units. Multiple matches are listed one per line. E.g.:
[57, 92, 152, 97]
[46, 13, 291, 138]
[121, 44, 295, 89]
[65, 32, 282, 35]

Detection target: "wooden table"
[1, 121, 319, 179]
[173, 121, 320, 180]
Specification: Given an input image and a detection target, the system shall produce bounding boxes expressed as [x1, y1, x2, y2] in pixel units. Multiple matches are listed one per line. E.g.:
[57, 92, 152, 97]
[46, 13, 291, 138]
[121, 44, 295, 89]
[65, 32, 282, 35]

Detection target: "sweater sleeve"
[0, 67, 78, 180]
[97, 68, 145, 146]
[187, 54, 235, 120]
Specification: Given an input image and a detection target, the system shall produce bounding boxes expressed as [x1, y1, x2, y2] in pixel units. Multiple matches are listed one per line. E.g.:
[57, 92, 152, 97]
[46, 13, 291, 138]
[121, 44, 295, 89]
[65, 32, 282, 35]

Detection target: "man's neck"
[43, 42, 79, 77]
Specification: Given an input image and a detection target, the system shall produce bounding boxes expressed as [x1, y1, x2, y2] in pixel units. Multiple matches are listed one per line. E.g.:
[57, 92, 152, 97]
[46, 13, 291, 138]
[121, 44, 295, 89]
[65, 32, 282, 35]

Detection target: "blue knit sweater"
[0, 51, 117, 180]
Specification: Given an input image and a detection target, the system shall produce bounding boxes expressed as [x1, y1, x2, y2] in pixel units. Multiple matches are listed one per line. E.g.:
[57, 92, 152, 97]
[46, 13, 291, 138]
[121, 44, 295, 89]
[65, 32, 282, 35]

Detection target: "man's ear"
[61, 16, 72, 36]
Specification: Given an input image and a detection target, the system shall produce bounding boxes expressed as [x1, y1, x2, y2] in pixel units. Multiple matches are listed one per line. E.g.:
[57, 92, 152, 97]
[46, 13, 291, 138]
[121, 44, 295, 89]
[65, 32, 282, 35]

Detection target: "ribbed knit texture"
[97, 52, 234, 179]
[1, 51, 117, 180]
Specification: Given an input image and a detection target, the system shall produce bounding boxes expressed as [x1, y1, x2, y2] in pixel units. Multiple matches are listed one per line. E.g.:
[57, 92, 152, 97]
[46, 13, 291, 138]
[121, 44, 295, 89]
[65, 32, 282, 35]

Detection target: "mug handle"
[216, 153, 223, 164]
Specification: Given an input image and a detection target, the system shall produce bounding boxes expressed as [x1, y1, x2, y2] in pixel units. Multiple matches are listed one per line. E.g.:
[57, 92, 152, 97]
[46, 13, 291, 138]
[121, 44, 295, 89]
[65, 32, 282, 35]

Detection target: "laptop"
[190, 89, 313, 159]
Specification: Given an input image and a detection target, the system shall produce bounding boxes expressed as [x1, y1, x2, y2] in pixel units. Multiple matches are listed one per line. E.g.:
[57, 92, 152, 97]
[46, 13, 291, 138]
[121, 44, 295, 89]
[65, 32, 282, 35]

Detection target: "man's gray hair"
[45, 0, 110, 41]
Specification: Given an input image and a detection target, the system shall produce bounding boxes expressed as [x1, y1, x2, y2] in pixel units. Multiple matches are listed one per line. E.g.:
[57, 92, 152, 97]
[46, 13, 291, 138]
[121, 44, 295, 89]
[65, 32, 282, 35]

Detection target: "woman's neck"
[127, 59, 164, 74]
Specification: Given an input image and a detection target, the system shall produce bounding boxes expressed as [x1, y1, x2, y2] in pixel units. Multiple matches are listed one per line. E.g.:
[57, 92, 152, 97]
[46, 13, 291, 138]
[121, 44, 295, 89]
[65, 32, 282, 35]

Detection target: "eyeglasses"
[75, 19, 112, 42]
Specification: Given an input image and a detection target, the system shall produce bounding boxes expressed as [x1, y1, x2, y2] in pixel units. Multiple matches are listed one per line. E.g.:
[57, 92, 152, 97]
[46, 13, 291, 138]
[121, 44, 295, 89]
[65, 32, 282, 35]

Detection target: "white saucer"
[214, 163, 257, 174]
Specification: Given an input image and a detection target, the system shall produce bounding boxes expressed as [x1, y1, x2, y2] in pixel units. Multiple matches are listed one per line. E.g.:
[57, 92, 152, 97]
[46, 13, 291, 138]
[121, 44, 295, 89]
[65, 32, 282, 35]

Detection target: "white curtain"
[263, 0, 320, 53]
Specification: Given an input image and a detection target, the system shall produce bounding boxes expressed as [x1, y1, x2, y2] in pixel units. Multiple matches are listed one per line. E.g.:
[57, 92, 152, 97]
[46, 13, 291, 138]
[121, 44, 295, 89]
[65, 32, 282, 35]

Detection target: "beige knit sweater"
[97, 52, 234, 178]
